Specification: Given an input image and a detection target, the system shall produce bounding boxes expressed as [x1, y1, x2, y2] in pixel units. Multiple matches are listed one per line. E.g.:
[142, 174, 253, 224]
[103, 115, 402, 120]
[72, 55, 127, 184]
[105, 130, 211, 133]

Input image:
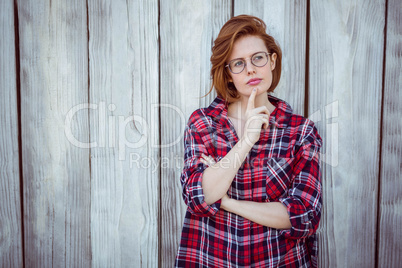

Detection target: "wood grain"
[309, 0, 385, 267]
[160, 1, 230, 266]
[378, 0, 402, 267]
[2, 1, 398, 266]
[0, 0, 23, 267]
[18, 0, 91, 266]
[87, 0, 159, 267]
[234, 0, 307, 115]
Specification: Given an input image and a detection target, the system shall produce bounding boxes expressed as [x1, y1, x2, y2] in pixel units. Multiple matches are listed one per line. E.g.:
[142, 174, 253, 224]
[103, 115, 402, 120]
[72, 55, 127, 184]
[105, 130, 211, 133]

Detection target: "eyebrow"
[228, 51, 268, 62]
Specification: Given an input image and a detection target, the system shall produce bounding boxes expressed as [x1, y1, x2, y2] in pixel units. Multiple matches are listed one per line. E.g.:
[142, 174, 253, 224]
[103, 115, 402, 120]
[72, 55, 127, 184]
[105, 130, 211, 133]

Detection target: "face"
[227, 35, 277, 100]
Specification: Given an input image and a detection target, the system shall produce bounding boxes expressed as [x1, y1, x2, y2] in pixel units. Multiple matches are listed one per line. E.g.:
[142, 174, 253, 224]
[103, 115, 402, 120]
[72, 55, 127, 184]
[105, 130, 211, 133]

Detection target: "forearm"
[202, 137, 253, 205]
[221, 197, 291, 229]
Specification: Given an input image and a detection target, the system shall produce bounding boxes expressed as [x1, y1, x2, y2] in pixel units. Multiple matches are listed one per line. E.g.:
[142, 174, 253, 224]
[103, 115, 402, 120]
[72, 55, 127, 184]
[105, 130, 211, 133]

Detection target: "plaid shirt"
[175, 95, 322, 268]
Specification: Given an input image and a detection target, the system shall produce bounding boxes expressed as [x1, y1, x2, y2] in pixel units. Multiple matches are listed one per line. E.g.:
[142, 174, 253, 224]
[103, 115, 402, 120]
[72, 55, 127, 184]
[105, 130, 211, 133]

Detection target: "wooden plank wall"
[87, 0, 159, 266]
[1, 0, 400, 267]
[378, 0, 402, 267]
[0, 0, 23, 267]
[17, 0, 92, 266]
[309, 0, 386, 267]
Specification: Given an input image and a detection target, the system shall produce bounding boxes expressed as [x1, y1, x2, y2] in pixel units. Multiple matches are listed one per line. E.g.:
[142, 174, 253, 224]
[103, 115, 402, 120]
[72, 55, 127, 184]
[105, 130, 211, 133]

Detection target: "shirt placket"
[222, 115, 252, 265]
[240, 153, 252, 267]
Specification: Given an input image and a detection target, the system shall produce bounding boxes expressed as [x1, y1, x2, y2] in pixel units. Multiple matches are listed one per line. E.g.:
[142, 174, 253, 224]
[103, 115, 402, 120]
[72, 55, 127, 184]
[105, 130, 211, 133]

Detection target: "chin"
[255, 87, 269, 95]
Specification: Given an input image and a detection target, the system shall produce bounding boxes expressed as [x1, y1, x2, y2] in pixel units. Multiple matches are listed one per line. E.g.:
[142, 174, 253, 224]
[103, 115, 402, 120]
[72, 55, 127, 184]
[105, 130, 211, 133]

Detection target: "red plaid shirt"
[175, 95, 322, 267]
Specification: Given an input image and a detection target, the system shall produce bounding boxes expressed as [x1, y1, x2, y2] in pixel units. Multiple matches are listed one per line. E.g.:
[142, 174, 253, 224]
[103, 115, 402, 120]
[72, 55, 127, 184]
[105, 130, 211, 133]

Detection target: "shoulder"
[186, 108, 212, 132]
[288, 113, 322, 148]
[186, 96, 226, 131]
[270, 95, 320, 143]
[290, 114, 322, 148]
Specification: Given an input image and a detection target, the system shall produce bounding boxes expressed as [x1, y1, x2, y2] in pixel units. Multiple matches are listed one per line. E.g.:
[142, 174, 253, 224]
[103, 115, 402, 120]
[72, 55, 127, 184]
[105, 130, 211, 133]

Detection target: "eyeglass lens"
[228, 52, 269, 74]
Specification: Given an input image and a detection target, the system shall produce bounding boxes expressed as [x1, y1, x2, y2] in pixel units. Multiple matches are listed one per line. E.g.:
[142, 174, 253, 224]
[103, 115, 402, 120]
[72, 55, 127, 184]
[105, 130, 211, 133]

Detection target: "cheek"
[231, 77, 243, 88]
[267, 69, 274, 81]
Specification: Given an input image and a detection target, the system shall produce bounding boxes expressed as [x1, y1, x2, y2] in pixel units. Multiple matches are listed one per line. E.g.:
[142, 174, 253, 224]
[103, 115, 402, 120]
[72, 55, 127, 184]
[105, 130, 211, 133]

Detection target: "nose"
[245, 59, 256, 74]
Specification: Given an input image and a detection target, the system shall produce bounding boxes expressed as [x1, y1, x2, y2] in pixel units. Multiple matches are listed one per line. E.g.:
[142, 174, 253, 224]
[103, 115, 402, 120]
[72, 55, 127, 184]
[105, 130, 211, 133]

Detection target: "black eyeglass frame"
[225, 51, 271, 74]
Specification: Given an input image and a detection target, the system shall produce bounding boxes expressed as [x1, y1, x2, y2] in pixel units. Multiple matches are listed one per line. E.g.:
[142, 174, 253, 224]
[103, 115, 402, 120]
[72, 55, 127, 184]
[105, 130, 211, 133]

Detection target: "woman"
[175, 15, 322, 267]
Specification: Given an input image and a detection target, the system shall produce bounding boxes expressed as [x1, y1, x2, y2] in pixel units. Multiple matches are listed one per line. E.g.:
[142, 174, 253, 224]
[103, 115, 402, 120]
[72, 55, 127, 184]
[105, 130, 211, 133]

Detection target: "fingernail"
[253, 88, 256, 91]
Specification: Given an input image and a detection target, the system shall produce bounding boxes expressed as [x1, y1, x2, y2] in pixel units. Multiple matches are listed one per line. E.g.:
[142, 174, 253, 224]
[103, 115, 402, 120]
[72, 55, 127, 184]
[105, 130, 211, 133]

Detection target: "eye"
[232, 60, 244, 67]
[253, 55, 264, 62]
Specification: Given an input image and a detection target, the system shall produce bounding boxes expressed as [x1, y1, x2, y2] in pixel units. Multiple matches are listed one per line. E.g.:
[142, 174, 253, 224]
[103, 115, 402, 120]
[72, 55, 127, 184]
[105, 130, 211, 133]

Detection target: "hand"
[243, 88, 270, 145]
[200, 153, 217, 167]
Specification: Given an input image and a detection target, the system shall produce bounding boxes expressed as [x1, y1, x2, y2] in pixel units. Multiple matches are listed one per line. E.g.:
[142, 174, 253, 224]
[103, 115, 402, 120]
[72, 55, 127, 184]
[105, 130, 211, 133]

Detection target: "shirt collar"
[204, 94, 293, 129]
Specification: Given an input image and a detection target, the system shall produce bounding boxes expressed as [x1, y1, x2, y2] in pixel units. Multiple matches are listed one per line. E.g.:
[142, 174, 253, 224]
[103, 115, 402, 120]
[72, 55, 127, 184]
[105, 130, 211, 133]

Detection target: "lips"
[247, 78, 262, 85]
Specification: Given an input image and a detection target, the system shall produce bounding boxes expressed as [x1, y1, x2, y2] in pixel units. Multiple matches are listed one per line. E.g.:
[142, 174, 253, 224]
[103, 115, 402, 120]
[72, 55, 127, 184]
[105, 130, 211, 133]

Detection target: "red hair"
[209, 15, 282, 103]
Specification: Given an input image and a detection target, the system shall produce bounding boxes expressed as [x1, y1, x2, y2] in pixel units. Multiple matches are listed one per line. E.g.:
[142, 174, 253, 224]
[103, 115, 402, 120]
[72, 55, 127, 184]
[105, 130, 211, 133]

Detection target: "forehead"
[229, 35, 267, 60]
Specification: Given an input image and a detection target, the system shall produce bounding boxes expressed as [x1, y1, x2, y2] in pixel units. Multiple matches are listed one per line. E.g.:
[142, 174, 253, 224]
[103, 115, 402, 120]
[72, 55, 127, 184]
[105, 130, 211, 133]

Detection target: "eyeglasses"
[225, 52, 271, 74]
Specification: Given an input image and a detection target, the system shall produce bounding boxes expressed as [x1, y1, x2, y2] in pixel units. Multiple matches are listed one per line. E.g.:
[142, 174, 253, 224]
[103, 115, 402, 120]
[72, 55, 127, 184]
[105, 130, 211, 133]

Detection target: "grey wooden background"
[1, 0, 401, 267]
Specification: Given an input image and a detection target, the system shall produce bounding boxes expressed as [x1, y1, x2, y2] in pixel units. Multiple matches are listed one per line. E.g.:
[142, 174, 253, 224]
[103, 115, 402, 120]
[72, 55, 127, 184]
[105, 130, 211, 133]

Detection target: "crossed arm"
[199, 89, 291, 229]
[200, 147, 291, 230]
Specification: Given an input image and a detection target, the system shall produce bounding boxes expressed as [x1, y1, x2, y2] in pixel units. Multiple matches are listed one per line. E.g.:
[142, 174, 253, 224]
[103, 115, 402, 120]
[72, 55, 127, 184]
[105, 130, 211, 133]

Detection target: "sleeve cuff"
[278, 196, 317, 239]
[184, 165, 221, 217]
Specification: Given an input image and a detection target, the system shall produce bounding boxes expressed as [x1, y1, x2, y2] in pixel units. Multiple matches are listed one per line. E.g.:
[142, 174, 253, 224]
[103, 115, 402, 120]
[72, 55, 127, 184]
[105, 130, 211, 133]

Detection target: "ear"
[270, 53, 277, 71]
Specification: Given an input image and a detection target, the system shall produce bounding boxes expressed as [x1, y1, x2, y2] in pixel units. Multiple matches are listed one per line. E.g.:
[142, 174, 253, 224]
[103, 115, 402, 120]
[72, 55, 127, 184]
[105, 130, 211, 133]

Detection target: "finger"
[201, 155, 208, 162]
[248, 115, 269, 128]
[206, 156, 216, 165]
[262, 118, 269, 129]
[255, 113, 269, 120]
[246, 88, 257, 111]
[201, 158, 212, 167]
[249, 114, 269, 123]
[252, 106, 270, 116]
[201, 154, 216, 166]
[202, 154, 211, 162]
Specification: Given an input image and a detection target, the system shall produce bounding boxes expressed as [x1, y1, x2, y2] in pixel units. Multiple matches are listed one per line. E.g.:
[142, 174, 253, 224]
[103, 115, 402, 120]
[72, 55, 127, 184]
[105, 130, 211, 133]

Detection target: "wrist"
[238, 136, 255, 151]
[221, 196, 236, 212]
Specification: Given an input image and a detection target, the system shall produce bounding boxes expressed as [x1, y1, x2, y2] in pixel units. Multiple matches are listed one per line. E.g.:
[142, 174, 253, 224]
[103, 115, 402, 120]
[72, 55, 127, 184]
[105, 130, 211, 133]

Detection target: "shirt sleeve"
[279, 121, 322, 239]
[180, 119, 221, 217]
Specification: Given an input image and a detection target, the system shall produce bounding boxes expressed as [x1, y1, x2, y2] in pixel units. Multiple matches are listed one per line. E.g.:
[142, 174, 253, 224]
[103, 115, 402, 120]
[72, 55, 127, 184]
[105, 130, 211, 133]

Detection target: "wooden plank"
[234, 0, 307, 115]
[17, 1, 91, 266]
[378, 0, 402, 267]
[309, 1, 385, 267]
[0, 0, 23, 267]
[160, 1, 231, 266]
[87, 0, 159, 266]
